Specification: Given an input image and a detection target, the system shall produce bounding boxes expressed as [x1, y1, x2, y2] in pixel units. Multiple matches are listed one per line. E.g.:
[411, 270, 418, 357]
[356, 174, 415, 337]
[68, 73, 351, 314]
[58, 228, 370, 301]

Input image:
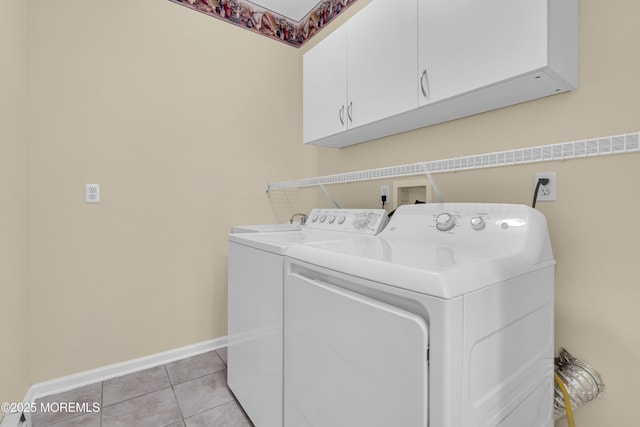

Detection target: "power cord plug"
[381, 194, 387, 209]
[532, 178, 550, 208]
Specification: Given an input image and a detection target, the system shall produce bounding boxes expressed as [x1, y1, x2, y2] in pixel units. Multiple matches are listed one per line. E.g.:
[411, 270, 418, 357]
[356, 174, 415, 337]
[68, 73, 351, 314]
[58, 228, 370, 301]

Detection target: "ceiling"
[250, 0, 323, 22]
[169, 0, 359, 48]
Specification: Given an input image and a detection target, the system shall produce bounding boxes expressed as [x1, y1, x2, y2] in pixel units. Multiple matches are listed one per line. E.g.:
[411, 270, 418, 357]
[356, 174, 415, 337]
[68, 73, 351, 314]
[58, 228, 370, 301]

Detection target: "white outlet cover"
[534, 172, 556, 202]
[380, 185, 391, 203]
[85, 184, 100, 203]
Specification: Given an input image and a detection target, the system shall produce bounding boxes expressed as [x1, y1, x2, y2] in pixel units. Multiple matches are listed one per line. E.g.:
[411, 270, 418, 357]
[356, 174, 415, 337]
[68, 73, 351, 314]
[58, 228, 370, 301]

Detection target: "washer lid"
[228, 229, 355, 255]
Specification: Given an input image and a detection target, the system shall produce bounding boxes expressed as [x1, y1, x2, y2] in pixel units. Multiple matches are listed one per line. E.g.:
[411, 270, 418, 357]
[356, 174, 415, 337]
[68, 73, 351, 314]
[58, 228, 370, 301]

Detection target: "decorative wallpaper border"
[168, 0, 359, 48]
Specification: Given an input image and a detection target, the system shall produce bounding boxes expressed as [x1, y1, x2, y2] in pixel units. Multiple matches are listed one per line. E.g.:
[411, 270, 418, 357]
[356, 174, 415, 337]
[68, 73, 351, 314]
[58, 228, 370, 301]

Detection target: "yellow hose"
[554, 373, 576, 427]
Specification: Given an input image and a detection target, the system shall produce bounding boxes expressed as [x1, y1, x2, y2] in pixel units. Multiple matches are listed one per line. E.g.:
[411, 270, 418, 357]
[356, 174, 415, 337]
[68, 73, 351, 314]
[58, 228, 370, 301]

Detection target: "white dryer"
[284, 203, 555, 427]
[227, 208, 388, 427]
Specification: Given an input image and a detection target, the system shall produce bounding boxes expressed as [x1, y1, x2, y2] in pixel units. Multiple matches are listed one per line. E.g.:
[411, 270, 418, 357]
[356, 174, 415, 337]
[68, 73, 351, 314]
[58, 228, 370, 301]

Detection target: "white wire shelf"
[265, 131, 640, 192]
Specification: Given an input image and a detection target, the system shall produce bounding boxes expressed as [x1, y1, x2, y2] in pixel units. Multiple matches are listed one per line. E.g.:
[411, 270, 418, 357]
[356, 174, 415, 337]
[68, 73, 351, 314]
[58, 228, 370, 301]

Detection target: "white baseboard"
[0, 336, 227, 427]
[0, 411, 26, 427]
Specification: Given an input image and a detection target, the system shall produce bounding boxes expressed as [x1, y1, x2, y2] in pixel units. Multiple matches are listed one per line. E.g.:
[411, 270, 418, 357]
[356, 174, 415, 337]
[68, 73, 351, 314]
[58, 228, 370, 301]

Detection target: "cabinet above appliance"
[303, 0, 578, 148]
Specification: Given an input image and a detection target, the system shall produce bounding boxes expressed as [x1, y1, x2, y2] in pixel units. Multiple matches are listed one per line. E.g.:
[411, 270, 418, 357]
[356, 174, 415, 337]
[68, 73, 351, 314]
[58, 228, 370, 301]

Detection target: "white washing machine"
[227, 208, 388, 427]
[284, 203, 555, 427]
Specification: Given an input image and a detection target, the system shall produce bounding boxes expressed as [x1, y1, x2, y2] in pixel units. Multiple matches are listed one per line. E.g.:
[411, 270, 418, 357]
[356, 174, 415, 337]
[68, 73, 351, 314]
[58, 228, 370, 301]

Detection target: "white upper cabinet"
[347, 0, 418, 128]
[303, 0, 417, 145]
[303, 26, 348, 143]
[419, 0, 550, 105]
[303, 0, 578, 148]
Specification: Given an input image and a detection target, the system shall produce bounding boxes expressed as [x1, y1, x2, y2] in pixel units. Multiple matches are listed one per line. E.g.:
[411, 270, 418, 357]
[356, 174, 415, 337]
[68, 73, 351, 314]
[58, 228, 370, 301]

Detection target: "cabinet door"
[419, 0, 548, 106]
[347, 0, 418, 128]
[303, 25, 348, 144]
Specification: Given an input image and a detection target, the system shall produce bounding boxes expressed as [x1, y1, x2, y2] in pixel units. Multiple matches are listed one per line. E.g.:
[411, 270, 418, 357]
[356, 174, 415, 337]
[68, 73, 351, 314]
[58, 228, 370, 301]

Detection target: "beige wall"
[305, 0, 640, 426]
[6, 0, 638, 425]
[0, 0, 31, 421]
[28, 0, 314, 382]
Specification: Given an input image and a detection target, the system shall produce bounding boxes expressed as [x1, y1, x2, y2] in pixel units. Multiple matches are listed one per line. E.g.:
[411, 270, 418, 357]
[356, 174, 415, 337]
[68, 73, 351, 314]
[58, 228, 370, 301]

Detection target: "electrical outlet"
[380, 185, 391, 204]
[85, 184, 100, 203]
[535, 172, 556, 202]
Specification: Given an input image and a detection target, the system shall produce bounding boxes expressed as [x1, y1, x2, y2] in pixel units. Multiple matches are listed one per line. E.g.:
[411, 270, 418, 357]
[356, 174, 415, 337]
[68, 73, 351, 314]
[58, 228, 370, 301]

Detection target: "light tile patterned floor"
[31, 348, 254, 427]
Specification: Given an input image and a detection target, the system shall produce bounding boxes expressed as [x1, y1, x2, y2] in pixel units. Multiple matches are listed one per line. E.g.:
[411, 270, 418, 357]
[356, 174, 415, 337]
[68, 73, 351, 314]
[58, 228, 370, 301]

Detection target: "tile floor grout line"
[37, 388, 102, 427]
[42, 408, 93, 427]
[100, 380, 104, 427]
[173, 370, 234, 425]
[165, 363, 187, 426]
[183, 397, 242, 423]
[102, 384, 175, 409]
[168, 367, 226, 387]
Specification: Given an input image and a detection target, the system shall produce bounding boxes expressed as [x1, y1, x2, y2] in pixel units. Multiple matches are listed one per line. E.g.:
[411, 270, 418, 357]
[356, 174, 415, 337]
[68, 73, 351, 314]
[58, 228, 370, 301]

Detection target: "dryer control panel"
[306, 209, 388, 234]
[379, 203, 554, 268]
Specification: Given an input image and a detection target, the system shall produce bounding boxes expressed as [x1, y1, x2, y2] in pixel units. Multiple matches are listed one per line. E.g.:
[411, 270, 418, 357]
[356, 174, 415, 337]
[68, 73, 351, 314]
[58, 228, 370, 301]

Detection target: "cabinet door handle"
[420, 69, 430, 99]
[347, 102, 353, 123]
[339, 105, 345, 125]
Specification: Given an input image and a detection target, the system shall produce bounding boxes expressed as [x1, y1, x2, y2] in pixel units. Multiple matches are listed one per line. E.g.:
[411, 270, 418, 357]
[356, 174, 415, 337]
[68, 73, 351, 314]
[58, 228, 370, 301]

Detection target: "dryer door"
[285, 272, 429, 427]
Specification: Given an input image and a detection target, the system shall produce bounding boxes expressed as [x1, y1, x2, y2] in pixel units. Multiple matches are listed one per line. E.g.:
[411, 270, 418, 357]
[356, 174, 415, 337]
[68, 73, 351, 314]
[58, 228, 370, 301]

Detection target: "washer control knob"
[310, 215, 318, 223]
[470, 216, 485, 230]
[337, 215, 346, 224]
[327, 215, 336, 224]
[435, 213, 456, 231]
[353, 213, 370, 229]
[319, 215, 327, 223]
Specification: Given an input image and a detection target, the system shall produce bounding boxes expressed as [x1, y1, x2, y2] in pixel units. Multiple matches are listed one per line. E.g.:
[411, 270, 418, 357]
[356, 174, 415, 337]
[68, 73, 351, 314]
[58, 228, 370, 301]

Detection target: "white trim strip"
[31, 337, 227, 399]
[265, 131, 640, 191]
[0, 411, 26, 427]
